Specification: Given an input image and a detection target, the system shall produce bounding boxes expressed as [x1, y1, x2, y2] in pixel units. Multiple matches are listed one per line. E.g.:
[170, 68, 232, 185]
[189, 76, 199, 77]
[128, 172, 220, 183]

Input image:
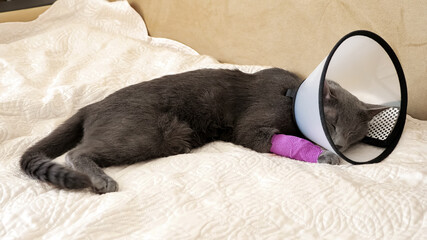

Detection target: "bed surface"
[0, 0, 426, 239]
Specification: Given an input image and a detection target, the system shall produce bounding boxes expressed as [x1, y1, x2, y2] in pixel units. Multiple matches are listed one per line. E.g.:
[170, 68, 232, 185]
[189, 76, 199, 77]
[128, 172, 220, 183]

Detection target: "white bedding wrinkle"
[0, 0, 425, 239]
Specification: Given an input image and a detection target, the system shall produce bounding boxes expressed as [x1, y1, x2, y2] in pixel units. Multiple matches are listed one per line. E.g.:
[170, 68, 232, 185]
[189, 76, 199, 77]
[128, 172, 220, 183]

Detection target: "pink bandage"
[270, 134, 323, 163]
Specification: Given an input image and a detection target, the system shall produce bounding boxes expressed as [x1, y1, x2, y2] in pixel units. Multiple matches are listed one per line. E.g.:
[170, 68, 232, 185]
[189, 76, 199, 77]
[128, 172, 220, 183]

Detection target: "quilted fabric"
[0, 0, 425, 239]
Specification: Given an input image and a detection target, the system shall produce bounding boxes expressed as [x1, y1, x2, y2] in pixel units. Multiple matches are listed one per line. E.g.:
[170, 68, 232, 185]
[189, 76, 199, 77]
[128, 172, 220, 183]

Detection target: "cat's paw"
[91, 175, 119, 194]
[318, 150, 341, 165]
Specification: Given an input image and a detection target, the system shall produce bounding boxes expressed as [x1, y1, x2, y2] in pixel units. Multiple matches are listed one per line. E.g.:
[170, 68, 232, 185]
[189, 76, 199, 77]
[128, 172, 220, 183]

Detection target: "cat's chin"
[329, 139, 347, 152]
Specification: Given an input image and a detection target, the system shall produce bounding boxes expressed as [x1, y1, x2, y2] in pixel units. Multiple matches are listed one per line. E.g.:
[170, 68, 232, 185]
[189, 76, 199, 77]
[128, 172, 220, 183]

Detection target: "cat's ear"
[365, 103, 389, 119]
[323, 80, 335, 100]
[323, 80, 338, 119]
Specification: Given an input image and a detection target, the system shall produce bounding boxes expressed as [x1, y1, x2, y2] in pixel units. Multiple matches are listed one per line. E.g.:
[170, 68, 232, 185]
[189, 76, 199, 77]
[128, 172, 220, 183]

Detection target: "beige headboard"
[1, 0, 426, 120]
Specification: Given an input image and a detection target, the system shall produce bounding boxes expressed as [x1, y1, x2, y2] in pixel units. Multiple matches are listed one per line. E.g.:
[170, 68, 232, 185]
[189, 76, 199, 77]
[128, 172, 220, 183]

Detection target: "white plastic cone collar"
[293, 30, 407, 164]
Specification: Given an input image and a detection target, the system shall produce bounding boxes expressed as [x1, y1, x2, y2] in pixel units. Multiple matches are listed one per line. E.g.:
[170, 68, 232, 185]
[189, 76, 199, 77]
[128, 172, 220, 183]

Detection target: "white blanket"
[0, 0, 425, 239]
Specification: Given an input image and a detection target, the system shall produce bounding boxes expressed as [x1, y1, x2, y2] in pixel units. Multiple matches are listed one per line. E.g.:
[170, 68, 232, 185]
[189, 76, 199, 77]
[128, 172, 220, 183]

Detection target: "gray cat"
[20, 68, 384, 193]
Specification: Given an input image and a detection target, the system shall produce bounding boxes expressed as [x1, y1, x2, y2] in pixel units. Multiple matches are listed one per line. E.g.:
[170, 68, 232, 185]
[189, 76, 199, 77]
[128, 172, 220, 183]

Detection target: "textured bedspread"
[0, 0, 425, 239]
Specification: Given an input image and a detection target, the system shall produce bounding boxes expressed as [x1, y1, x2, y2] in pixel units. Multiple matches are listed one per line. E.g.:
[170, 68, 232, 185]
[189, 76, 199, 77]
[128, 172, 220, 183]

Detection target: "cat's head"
[323, 80, 387, 151]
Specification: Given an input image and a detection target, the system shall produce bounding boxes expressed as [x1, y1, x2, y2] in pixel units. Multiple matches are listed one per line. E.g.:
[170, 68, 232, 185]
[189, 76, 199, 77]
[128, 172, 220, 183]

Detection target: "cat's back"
[96, 67, 299, 100]
[81, 69, 255, 117]
[112, 67, 299, 94]
[83, 67, 301, 117]
[104, 68, 253, 99]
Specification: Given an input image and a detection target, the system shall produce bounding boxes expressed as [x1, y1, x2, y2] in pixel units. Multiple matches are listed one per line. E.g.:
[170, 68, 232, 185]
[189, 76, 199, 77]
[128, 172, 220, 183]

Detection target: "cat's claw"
[318, 150, 341, 165]
[91, 175, 119, 194]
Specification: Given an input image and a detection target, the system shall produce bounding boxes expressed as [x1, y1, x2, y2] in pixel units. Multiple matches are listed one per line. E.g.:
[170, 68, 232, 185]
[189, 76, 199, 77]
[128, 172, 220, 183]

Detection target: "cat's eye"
[328, 123, 336, 132]
[347, 131, 356, 138]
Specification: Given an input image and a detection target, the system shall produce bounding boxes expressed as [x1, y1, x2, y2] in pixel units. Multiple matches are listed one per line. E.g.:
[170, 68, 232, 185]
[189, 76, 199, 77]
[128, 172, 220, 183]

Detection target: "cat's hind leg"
[64, 114, 194, 194]
[65, 148, 118, 194]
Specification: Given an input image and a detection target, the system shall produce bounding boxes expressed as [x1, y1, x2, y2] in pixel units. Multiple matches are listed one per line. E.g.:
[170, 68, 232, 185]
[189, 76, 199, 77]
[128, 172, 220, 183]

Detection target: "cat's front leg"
[234, 126, 279, 153]
[317, 150, 341, 165]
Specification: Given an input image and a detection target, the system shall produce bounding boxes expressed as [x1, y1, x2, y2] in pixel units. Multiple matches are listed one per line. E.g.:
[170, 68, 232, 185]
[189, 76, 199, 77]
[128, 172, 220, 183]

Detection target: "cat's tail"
[20, 110, 92, 190]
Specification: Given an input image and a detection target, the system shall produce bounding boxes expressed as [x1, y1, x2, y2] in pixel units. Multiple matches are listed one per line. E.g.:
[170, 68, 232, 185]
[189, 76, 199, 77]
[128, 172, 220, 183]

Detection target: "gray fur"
[20, 68, 382, 193]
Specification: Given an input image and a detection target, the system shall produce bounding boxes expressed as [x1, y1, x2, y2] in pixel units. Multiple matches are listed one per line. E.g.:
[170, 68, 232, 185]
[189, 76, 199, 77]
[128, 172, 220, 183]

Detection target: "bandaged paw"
[270, 134, 323, 163]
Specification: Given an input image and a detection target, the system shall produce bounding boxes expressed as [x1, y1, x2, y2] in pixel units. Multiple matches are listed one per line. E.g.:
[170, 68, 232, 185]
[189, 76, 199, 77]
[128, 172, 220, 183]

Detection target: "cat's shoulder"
[255, 67, 298, 78]
[254, 67, 301, 87]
